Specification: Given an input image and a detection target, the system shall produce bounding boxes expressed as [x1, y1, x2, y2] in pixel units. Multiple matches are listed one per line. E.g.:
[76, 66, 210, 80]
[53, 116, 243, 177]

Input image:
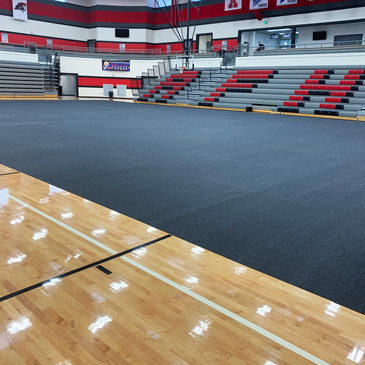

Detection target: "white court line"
[3, 191, 328, 365]
[122, 255, 327, 365]
[7, 194, 117, 255]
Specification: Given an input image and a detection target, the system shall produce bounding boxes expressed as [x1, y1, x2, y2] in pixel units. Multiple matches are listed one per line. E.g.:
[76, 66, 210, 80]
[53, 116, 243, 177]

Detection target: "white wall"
[60, 56, 162, 77]
[94, 28, 148, 44]
[173, 57, 221, 69]
[2, 6, 365, 51]
[0, 50, 39, 63]
[60, 56, 163, 98]
[297, 22, 365, 47]
[236, 52, 365, 68]
[64, 0, 153, 6]
[143, 7, 365, 46]
[0, 15, 88, 43]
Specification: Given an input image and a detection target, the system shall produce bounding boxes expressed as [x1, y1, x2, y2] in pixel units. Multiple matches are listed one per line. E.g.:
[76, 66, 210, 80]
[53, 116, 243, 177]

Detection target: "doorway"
[59, 74, 78, 97]
[196, 33, 212, 53]
[87, 39, 96, 52]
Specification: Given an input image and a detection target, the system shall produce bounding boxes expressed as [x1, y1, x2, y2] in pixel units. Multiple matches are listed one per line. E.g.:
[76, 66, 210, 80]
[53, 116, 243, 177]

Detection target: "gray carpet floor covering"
[0, 100, 364, 314]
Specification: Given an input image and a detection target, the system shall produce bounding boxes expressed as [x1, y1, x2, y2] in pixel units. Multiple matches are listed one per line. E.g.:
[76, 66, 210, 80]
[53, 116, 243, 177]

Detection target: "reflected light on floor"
[7, 317, 32, 335]
[88, 315, 112, 334]
[191, 246, 205, 255]
[110, 280, 129, 292]
[189, 318, 211, 338]
[347, 346, 365, 363]
[7, 254, 27, 265]
[42, 277, 62, 289]
[185, 276, 199, 284]
[256, 305, 272, 317]
[132, 247, 147, 258]
[0, 189, 9, 208]
[10, 213, 24, 225]
[92, 228, 106, 237]
[234, 266, 247, 275]
[325, 302, 340, 317]
[32, 228, 48, 241]
[61, 212, 74, 219]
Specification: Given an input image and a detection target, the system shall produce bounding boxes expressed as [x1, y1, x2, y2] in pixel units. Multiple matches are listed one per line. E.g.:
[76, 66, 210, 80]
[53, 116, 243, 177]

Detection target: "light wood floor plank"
[0, 173, 167, 254]
[0, 259, 313, 364]
[124, 236, 365, 364]
[0, 164, 18, 175]
[0, 164, 364, 364]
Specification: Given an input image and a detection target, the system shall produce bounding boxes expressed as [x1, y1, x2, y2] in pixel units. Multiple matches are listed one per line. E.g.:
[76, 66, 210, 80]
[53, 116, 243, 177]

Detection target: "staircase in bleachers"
[136, 69, 211, 104]
[135, 67, 365, 119]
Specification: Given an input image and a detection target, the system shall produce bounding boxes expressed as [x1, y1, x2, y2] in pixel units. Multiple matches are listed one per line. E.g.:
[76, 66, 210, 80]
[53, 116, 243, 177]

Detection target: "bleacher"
[136, 69, 209, 104]
[0, 60, 59, 98]
[135, 67, 365, 119]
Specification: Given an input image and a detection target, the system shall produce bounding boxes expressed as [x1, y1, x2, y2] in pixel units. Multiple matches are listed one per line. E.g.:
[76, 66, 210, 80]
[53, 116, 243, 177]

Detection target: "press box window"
[115, 29, 130, 38]
[313, 31, 327, 41]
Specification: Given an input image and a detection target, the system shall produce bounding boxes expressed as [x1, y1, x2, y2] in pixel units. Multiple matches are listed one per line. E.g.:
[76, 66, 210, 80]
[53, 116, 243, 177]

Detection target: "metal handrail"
[236, 40, 365, 56]
[1, 39, 364, 60]
[0, 41, 228, 57]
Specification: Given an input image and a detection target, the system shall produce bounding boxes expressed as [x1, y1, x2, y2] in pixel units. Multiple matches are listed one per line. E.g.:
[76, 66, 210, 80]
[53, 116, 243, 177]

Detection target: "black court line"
[96, 265, 112, 275]
[0, 172, 20, 177]
[0, 234, 171, 303]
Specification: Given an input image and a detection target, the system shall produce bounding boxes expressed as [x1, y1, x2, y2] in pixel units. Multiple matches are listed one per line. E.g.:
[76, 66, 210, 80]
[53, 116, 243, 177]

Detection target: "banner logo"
[225, 0, 242, 11]
[277, 0, 298, 6]
[249, 0, 268, 10]
[13, 0, 28, 21]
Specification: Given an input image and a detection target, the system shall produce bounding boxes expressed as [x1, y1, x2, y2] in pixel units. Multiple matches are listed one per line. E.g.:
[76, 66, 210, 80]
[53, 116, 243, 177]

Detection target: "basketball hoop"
[175, 55, 194, 70]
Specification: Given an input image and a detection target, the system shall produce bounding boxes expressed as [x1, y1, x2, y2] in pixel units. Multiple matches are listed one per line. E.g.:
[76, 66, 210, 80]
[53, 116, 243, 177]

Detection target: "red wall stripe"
[1, 32, 86, 48]
[0, 0, 351, 26]
[78, 77, 141, 88]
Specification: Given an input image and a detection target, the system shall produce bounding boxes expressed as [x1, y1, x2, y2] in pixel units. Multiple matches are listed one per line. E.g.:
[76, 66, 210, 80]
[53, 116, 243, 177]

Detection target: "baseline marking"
[1, 191, 328, 365]
[0, 235, 171, 303]
[0, 172, 20, 177]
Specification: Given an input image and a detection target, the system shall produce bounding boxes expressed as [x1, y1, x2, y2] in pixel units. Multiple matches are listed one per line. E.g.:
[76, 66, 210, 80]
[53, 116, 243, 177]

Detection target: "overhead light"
[267, 28, 291, 32]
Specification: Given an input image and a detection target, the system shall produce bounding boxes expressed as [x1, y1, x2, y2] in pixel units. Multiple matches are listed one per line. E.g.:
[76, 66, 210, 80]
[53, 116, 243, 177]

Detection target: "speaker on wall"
[313, 31, 327, 41]
[115, 29, 130, 38]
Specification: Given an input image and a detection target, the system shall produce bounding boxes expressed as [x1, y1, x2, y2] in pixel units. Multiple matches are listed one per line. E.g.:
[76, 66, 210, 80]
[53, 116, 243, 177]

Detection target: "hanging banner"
[12, 0, 28, 21]
[249, 0, 268, 10]
[277, 0, 298, 5]
[225, 0, 242, 11]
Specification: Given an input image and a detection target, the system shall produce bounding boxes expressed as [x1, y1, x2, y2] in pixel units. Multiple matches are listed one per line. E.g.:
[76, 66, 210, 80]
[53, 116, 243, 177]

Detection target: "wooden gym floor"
[0, 163, 364, 364]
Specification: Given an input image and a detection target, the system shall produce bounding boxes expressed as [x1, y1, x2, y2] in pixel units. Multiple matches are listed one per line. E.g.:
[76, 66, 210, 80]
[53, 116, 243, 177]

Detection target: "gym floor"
[1, 100, 364, 315]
